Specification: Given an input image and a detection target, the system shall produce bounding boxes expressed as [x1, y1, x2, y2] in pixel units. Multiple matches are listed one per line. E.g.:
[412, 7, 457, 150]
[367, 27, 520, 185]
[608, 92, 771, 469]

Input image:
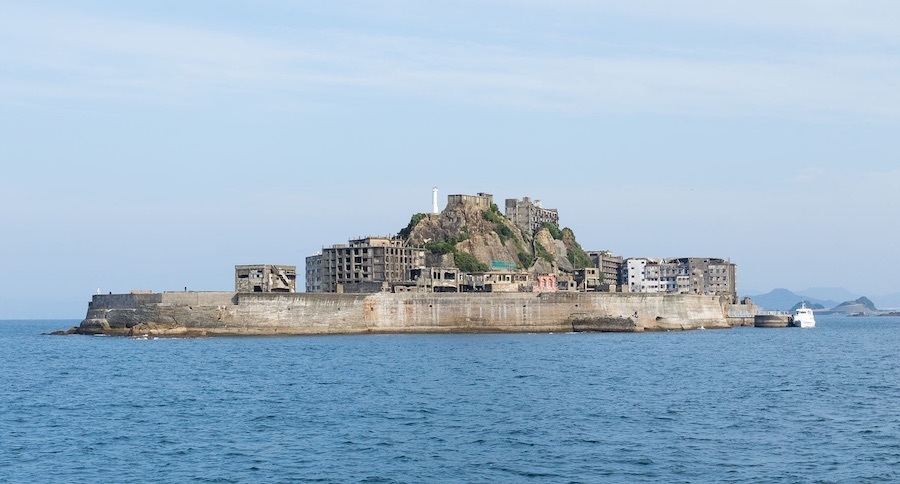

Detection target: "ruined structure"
[447, 192, 494, 210]
[624, 257, 737, 301]
[58, 185, 765, 338]
[310, 236, 426, 293]
[234, 265, 296, 293]
[393, 267, 461, 293]
[505, 197, 559, 234]
[305, 254, 323, 292]
[586, 251, 624, 291]
[573, 267, 604, 292]
[460, 270, 532, 292]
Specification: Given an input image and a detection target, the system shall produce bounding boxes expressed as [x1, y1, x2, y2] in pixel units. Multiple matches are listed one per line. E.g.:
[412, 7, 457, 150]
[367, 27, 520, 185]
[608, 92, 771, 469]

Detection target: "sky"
[2, 0, 900, 318]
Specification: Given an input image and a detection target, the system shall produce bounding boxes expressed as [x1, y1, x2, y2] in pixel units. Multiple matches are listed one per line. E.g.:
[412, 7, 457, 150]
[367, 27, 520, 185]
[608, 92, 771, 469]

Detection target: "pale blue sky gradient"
[3, 1, 900, 317]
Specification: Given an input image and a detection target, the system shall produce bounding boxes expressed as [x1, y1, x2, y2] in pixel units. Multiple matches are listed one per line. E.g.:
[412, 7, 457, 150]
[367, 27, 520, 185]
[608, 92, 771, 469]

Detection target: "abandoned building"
[623, 257, 737, 299]
[301, 192, 737, 298]
[573, 267, 603, 292]
[392, 267, 462, 293]
[307, 236, 426, 293]
[504, 197, 559, 234]
[460, 270, 532, 292]
[235, 265, 297, 293]
[446, 192, 494, 210]
[585, 251, 624, 291]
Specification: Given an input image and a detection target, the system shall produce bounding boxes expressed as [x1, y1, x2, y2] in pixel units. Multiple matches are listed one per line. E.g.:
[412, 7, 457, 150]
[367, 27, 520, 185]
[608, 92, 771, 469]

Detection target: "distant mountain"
[750, 286, 900, 313]
[797, 287, 861, 303]
[837, 297, 877, 312]
[821, 297, 880, 316]
[747, 288, 838, 311]
[790, 301, 825, 311]
[798, 288, 900, 310]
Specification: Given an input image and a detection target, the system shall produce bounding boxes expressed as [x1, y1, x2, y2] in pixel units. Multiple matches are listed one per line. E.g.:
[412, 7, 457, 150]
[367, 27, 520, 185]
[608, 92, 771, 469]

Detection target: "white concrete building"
[624, 257, 737, 299]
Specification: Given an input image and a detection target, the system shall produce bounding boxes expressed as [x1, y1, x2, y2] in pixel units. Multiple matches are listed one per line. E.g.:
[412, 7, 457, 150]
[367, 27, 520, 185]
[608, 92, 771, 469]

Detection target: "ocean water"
[1, 318, 898, 483]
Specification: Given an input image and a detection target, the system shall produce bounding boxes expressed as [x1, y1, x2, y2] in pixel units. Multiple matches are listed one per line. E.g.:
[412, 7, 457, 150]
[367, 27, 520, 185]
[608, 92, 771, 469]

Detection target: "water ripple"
[2, 318, 900, 482]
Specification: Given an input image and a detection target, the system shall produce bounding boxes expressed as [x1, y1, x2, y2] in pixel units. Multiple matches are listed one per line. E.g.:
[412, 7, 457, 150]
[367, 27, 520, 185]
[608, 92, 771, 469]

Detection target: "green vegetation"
[423, 235, 487, 272]
[534, 242, 554, 262]
[481, 207, 504, 225]
[561, 227, 592, 269]
[509, 236, 531, 269]
[455, 250, 488, 273]
[481, 207, 517, 244]
[494, 223, 514, 244]
[543, 222, 563, 240]
[398, 213, 426, 239]
[517, 251, 532, 268]
[423, 240, 456, 255]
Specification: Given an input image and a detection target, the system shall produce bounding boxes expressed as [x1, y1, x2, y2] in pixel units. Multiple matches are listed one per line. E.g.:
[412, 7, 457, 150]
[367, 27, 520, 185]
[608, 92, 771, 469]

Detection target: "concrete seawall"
[753, 314, 792, 328]
[77, 291, 732, 336]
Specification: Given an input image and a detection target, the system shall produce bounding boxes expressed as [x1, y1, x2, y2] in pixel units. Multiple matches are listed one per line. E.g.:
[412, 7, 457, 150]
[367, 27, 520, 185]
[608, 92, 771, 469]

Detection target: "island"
[62, 191, 758, 337]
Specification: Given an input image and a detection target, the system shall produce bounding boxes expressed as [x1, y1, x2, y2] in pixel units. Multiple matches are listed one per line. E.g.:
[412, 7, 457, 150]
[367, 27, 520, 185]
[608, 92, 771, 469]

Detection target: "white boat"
[793, 303, 816, 328]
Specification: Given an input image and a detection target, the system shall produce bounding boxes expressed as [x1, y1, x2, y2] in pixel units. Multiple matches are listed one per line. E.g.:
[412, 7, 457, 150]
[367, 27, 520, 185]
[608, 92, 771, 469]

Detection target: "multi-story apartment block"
[625, 258, 651, 292]
[305, 254, 323, 293]
[670, 258, 737, 299]
[624, 257, 736, 299]
[586, 250, 624, 290]
[504, 197, 559, 234]
[311, 236, 426, 293]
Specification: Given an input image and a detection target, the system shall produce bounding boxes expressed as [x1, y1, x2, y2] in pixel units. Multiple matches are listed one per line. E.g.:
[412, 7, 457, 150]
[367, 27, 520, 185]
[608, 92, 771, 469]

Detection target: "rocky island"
[63, 191, 753, 337]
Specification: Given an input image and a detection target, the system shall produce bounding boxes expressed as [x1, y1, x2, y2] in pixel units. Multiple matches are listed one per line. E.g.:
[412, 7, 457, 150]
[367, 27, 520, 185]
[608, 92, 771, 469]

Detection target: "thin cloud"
[2, 4, 900, 118]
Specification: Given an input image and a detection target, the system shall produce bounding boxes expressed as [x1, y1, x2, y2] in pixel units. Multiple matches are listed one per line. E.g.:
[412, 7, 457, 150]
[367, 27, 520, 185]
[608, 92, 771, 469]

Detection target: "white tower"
[432, 187, 439, 213]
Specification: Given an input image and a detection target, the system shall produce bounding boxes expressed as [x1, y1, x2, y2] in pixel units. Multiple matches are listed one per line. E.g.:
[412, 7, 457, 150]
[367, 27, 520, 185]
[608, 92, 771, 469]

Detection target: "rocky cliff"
[399, 199, 591, 274]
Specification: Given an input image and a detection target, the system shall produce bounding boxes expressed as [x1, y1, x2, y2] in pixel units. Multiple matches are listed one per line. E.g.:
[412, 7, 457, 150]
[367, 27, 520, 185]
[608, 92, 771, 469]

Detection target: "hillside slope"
[399, 199, 591, 274]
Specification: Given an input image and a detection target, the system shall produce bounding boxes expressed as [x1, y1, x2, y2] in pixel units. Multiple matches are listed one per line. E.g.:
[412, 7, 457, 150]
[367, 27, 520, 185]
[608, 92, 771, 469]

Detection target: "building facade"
[586, 250, 624, 290]
[670, 258, 737, 299]
[460, 271, 531, 292]
[312, 236, 426, 293]
[504, 197, 559, 234]
[446, 192, 494, 210]
[623, 257, 737, 299]
[395, 267, 461, 292]
[573, 267, 603, 292]
[305, 254, 323, 293]
[235, 265, 297, 293]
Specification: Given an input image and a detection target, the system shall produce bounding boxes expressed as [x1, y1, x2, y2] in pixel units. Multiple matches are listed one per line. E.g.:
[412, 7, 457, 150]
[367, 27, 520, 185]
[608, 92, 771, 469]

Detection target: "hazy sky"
[3, 1, 900, 318]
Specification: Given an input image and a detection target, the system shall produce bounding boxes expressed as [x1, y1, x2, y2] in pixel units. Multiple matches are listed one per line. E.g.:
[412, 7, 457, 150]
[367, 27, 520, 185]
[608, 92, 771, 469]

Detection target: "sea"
[1, 317, 898, 483]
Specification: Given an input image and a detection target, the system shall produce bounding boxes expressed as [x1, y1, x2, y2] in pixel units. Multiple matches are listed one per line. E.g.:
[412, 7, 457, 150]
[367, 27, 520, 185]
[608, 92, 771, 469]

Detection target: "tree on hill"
[561, 227, 592, 269]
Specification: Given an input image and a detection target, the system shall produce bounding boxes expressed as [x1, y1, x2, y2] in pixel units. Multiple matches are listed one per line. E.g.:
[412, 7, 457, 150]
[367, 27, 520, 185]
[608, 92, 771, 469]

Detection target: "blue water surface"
[1, 317, 898, 482]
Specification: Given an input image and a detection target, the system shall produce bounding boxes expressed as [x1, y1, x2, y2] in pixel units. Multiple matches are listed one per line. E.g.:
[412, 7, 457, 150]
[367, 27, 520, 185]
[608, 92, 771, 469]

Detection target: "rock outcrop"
[401, 198, 590, 274]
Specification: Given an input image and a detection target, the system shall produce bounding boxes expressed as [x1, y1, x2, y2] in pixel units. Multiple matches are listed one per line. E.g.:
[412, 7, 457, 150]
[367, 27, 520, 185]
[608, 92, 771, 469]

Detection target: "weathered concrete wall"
[725, 301, 760, 327]
[78, 291, 730, 336]
[754, 314, 791, 328]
